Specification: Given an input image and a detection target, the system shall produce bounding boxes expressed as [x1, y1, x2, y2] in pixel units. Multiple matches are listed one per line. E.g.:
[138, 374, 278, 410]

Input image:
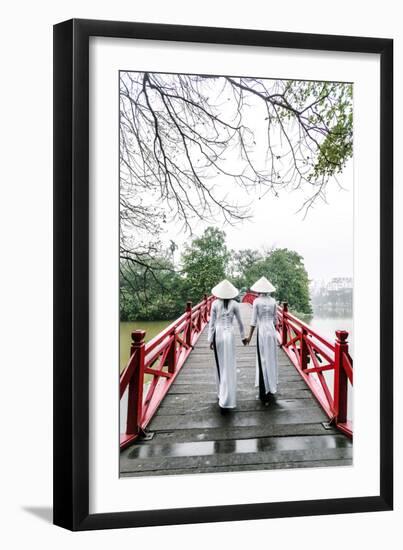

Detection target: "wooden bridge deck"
[120, 304, 352, 477]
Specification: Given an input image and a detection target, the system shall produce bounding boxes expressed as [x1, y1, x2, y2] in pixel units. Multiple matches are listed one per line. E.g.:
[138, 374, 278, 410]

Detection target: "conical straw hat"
[211, 279, 239, 299]
[250, 276, 276, 293]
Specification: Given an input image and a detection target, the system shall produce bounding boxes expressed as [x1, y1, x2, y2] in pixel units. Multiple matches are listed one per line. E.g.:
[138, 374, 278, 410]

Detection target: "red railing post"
[166, 328, 177, 374]
[300, 327, 309, 370]
[334, 330, 349, 424]
[126, 330, 145, 436]
[186, 301, 192, 347]
[203, 294, 208, 322]
[197, 300, 203, 332]
[281, 302, 288, 346]
[207, 295, 213, 317]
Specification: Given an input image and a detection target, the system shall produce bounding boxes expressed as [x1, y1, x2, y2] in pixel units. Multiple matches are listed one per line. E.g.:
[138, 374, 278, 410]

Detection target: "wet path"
[120, 303, 352, 476]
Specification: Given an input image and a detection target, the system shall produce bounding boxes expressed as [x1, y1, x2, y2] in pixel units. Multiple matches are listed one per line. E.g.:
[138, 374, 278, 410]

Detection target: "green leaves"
[312, 119, 353, 178]
[233, 247, 312, 314]
[119, 255, 187, 321]
[120, 230, 312, 321]
[181, 227, 231, 303]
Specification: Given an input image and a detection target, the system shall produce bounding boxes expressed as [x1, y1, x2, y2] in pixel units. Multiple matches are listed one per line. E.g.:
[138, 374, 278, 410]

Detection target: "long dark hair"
[223, 298, 230, 310]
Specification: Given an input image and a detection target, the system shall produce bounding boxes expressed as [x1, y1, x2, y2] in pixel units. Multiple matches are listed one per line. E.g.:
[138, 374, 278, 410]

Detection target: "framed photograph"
[53, 19, 393, 530]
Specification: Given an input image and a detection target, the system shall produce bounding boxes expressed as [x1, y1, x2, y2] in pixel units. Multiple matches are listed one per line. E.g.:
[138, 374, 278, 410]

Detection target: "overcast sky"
[122, 73, 353, 283]
[159, 158, 353, 283]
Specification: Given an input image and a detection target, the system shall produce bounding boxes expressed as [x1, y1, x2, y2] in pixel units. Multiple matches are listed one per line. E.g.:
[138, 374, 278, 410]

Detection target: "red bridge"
[120, 293, 353, 476]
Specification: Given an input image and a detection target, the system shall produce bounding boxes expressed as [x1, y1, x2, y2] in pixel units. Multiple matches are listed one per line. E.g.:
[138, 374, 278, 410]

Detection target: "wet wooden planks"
[120, 303, 352, 477]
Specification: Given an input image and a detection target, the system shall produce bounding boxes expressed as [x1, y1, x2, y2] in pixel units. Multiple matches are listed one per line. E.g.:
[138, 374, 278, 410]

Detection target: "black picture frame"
[53, 18, 393, 531]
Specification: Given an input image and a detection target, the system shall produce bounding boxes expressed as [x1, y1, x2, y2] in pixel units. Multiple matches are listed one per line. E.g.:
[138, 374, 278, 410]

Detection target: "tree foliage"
[229, 248, 263, 287]
[120, 256, 186, 321]
[181, 227, 231, 304]
[234, 248, 312, 314]
[120, 72, 352, 291]
[120, 228, 312, 320]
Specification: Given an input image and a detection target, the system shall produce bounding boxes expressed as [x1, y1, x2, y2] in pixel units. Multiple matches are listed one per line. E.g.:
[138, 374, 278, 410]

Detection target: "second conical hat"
[250, 276, 276, 293]
[211, 279, 239, 299]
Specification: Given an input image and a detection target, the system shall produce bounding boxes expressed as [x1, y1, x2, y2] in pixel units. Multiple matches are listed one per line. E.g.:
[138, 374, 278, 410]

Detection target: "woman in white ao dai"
[246, 277, 279, 404]
[207, 280, 247, 412]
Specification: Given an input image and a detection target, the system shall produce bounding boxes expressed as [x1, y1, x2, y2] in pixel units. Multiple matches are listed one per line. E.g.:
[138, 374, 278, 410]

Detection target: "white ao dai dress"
[207, 299, 245, 408]
[250, 295, 279, 396]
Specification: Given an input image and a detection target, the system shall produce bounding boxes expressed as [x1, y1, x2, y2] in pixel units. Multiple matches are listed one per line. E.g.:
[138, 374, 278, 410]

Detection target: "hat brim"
[211, 280, 239, 299]
[212, 289, 238, 299]
[250, 282, 276, 293]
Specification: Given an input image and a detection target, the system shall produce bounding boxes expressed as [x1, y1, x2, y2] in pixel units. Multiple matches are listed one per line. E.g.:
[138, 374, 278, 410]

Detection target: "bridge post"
[203, 294, 208, 322]
[126, 330, 146, 436]
[186, 301, 192, 347]
[166, 328, 177, 374]
[300, 327, 309, 370]
[281, 302, 288, 346]
[197, 299, 203, 331]
[334, 330, 349, 424]
[207, 294, 213, 317]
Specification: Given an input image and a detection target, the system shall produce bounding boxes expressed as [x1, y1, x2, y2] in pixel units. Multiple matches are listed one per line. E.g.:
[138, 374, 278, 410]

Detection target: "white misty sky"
[122, 73, 353, 283]
[159, 159, 353, 283]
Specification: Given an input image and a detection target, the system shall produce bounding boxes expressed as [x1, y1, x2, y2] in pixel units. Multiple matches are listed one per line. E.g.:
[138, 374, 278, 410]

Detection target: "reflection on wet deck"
[128, 434, 350, 460]
[120, 303, 353, 477]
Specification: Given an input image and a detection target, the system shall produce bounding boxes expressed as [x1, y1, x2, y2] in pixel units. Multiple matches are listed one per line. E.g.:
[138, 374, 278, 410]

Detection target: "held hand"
[209, 342, 214, 350]
[242, 338, 249, 346]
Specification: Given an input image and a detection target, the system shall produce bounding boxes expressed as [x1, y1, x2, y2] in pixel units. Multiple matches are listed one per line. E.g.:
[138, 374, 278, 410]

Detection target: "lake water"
[120, 319, 172, 372]
[308, 309, 353, 422]
[307, 311, 353, 353]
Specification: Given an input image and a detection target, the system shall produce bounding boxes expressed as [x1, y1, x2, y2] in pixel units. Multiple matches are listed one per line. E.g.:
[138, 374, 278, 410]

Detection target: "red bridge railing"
[243, 291, 353, 438]
[120, 295, 214, 449]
